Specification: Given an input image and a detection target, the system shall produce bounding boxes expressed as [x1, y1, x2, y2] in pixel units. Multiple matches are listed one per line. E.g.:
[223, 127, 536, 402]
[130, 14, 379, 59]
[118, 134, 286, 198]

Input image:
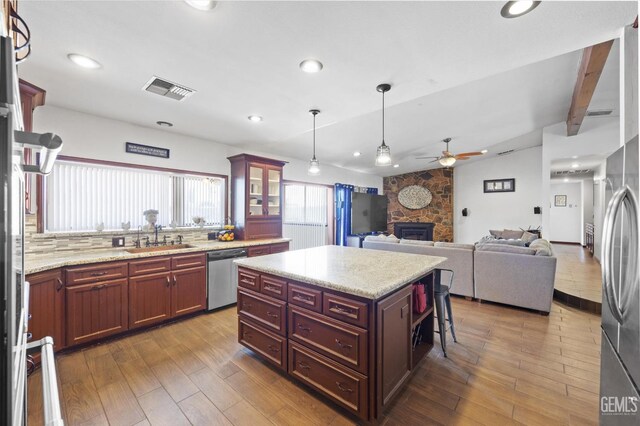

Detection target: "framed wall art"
[483, 178, 515, 193]
[554, 195, 567, 207]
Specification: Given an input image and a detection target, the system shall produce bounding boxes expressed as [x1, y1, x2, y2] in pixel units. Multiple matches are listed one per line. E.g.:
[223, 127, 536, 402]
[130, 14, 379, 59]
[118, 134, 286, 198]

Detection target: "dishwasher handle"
[207, 249, 247, 261]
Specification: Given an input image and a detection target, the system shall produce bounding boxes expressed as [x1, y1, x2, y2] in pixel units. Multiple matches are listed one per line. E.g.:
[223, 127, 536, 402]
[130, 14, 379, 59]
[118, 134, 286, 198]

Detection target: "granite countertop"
[234, 245, 446, 300]
[24, 238, 291, 275]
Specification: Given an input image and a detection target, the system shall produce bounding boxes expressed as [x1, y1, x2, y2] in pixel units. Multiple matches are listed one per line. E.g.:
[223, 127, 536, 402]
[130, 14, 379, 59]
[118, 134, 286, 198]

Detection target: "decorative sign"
[398, 185, 433, 209]
[484, 178, 515, 193]
[126, 142, 170, 159]
[554, 195, 567, 207]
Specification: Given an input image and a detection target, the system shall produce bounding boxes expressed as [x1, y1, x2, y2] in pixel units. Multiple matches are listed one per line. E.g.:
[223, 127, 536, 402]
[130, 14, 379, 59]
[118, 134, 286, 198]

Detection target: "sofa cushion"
[501, 229, 524, 240]
[489, 229, 503, 238]
[476, 243, 536, 255]
[399, 239, 434, 246]
[521, 231, 538, 244]
[434, 242, 475, 250]
[530, 239, 553, 256]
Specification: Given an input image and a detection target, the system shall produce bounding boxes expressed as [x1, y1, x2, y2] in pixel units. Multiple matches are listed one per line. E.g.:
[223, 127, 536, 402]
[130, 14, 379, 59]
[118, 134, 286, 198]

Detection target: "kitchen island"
[234, 245, 446, 421]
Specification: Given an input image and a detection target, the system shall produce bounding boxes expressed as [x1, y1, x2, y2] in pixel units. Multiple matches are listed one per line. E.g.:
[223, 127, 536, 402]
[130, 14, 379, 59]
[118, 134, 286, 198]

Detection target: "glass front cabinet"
[228, 154, 286, 240]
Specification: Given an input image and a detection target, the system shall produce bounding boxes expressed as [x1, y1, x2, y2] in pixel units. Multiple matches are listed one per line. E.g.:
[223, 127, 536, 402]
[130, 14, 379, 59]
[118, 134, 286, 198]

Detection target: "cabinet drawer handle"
[293, 294, 314, 303]
[297, 324, 311, 332]
[56, 278, 63, 291]
[92, 284, 107, 290]
[266, 311, 279, 319]
[336, 382, 354, 393]
[335, 339, 352, 350]
[263, 284, 279, 292]
[242, 302, 252, 309]
[298, 361, 310, 370]
[240, 278, 255, 285]
[90, 271, 108, 277]
[243, 331, 252, 339]
[332, 305, 355, 316]
[267, 345, 280, 353]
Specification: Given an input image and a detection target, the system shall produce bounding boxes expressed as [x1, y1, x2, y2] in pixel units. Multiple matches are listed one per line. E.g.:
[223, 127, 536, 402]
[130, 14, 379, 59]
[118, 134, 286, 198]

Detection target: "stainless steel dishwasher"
[207, 248, 248, 310]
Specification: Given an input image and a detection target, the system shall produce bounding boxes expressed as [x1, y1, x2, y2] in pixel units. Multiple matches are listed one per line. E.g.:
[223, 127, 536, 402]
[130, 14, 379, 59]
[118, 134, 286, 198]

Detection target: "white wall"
[33, 105, 383, 191]
[549, 181, 582, 243]
[541, 116, 619, 245]
[593, 160, 607, 261]
[453, 146, 543, 244]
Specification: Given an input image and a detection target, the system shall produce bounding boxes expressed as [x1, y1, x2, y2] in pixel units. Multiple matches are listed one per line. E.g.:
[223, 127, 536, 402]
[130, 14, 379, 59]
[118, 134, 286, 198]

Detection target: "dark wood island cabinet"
[235, 245, 445, 420]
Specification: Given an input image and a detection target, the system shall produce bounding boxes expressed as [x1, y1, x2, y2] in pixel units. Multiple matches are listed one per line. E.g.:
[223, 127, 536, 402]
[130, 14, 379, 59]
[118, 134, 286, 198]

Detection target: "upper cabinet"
[229, 154, 286, 240]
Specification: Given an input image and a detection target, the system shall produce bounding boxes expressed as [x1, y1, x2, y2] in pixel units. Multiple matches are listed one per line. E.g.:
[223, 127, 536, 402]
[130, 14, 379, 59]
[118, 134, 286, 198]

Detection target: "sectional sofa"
[362, 236, 557, 313]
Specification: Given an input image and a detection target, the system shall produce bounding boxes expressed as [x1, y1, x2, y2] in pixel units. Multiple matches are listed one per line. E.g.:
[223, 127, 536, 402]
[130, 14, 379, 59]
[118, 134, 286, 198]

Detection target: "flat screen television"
[351, 193, 388, 234]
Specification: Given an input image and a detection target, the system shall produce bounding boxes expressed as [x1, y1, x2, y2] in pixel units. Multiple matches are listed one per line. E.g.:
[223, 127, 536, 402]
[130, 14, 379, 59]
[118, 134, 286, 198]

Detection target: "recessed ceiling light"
[353, 151, 361, 157]
[500, 1, 540, 18]
[571, 155, 578, 159]
[67, 53, 101, 69]
[184, 0, 217, 11]
[248, 115, 263, 122]
[299, 59, 323, 73]
[564, 178, 570, 182]
[156, 121, 173, 127]
[571, 163, 580, 168]
[393, 164, 400, 168]
[481, 149, 489, 154]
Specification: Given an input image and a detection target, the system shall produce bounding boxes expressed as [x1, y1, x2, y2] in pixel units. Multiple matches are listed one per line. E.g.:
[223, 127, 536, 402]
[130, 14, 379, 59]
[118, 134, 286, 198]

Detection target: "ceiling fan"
[415, 138, 485, 167]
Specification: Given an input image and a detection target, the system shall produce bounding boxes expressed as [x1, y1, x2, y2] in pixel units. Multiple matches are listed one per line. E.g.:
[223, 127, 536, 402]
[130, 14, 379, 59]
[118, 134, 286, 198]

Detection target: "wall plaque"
[126, 142, 170, 159]
[397, 185, 432, 209]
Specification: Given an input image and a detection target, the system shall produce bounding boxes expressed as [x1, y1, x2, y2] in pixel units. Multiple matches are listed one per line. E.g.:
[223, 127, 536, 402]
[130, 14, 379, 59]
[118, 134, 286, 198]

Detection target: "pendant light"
[375, 83, 392, 166]
[308, 109, 321, 175]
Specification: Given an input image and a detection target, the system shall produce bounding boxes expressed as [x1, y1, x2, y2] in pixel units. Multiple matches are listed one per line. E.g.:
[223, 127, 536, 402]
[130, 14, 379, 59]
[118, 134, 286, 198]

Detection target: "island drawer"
[238, 268, 260, 291]
[289, 305, 368, 375]
[323, 293, 369, 329]
[288, 283, 322, 312]
[259, 274, 287, 300]
[289, 341, 368, 419]
[239, 317, 286, 371]
[247, 246, 271, 257]
[129, 257, 171, 276]
[171, 253, 206, 270]
[238, 289, 286, 335]
[66, 262, 129, 286]
[269, 242, 290, 254]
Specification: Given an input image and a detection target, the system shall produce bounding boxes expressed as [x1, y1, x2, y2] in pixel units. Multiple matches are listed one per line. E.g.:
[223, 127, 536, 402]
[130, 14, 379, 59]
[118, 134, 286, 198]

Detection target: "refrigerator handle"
[602, 186, 637, 324]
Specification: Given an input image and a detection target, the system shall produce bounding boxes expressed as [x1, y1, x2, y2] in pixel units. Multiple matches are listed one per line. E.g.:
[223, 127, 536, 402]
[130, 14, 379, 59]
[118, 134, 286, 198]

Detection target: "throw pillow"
[476, 244, 536, 255]
[399, 239, 434, 246]
[489, 229, 503, 239]
[521, 231, 538, 244]
[501, 229, 524, 240]
[434, 242, 475, 250]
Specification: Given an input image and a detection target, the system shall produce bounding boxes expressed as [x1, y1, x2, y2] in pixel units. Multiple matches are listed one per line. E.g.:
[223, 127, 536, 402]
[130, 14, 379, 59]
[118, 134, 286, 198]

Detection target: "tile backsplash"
[25, 214, 219, 255]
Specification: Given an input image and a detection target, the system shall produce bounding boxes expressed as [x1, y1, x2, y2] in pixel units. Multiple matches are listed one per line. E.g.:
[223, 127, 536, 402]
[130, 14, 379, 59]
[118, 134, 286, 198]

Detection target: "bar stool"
[434, 268, 457, 357]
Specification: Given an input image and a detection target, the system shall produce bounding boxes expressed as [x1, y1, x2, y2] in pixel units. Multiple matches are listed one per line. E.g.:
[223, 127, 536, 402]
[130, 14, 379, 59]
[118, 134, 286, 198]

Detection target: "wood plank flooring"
[553, 243, 602, 304]
[27, 295, 601, 426]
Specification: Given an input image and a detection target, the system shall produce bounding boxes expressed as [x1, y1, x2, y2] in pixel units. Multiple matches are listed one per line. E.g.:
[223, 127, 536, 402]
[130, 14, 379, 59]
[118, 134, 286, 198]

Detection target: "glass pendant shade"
[375, 142, 392, 166]
[439, 156, 456, 167]
[308, 158, 320, 175]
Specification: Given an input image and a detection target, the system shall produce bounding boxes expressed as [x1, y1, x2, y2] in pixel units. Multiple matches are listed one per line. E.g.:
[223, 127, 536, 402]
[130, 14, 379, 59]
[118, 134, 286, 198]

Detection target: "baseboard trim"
[549, 241, 582, 245]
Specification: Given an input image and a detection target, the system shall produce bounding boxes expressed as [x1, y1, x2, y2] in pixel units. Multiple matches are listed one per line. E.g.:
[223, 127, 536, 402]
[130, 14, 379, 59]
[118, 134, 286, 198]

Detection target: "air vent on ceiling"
[586, 109, 613, 117]
[142, 76, 196, 101]
[497, 149, 515, 156]
[552, 169, 592, 176]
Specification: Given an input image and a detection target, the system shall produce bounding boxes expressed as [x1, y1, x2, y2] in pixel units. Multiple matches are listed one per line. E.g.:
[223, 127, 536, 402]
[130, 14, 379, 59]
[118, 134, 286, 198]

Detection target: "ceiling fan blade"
[455, 151, 484, 158]
[428, 159, 441, 164]
[456, 157, 470, 160]
[415, 156, 440, 160]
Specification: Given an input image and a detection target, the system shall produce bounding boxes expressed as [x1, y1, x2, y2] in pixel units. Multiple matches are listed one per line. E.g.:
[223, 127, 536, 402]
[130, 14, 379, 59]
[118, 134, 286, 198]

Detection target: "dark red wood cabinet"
[26, 269, 65, 352]
[129, 271, 172, 329]
[171, 266, 206, 317]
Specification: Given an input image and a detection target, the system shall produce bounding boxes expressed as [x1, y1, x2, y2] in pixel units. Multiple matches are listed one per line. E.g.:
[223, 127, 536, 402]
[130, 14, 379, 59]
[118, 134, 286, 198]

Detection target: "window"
[45, 159, 226, 232]
[283, 183, 331, 250]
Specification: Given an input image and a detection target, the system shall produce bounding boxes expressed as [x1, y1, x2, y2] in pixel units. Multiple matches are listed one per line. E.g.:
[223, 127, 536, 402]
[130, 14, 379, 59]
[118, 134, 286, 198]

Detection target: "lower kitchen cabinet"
[26, 269, 65, 352]
[65, 278, 129, 346]
[172, 266, 206, 317]
[129, 271, 172, 329]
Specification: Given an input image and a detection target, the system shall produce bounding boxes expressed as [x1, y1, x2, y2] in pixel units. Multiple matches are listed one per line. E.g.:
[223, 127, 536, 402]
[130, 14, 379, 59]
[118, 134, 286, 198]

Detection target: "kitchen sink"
[125, 244, 195, 254]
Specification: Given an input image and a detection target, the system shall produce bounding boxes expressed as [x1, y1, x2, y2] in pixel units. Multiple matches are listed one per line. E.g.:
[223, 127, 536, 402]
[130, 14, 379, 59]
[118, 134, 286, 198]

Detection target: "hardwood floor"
[553, 243, 602, 306]
[27, 296, 601, 426]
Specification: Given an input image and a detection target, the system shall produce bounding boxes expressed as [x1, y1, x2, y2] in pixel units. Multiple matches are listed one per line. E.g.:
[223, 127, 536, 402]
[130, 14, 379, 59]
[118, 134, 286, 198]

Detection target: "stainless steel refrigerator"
[1, 36, 63, 425]
[601, 135, 640, 424]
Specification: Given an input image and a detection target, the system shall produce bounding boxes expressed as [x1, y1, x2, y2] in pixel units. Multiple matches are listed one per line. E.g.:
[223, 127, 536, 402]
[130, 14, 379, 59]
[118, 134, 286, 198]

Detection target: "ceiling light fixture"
[393, 164, 400, 168]
[375, 83, 392, 166]
[156, 121, 173, 127]
[500, 1, 540, 18]
[67, 53, 101, 69]
[439, 156, 456, 167]
[571, 163, 580, 168]
[184, 0, 217, 11]
[353, 151, 361, 157]
[481, 149, 489, 154]
[248, 115, 263, 122]
[308, 109, 321, 176]
[299, 59, 323, 73]
[571, 155, 578, 159]
[564, 178, 570, 182]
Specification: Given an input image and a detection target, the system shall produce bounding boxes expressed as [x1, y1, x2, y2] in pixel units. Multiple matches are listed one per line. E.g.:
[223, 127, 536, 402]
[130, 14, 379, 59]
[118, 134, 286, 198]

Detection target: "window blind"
[283, 183, 329, 250]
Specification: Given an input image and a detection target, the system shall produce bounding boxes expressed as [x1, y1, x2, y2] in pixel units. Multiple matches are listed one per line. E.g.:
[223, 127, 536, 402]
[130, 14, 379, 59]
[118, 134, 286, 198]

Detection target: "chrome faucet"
[134, 225, 142, 248]
[177, 235, 183, 245]
[153, 224, 162, 246]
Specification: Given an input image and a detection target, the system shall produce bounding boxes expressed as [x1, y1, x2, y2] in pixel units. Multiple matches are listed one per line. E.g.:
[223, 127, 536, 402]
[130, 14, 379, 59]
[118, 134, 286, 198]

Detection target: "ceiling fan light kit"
[375, 83, 392, 166]
[308, 109, 321, 175]
[415, 137, 486, 168]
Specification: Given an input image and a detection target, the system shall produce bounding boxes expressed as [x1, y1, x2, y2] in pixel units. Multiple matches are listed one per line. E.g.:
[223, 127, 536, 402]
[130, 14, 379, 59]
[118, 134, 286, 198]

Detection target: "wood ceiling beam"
[566, 39, 614, 136]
